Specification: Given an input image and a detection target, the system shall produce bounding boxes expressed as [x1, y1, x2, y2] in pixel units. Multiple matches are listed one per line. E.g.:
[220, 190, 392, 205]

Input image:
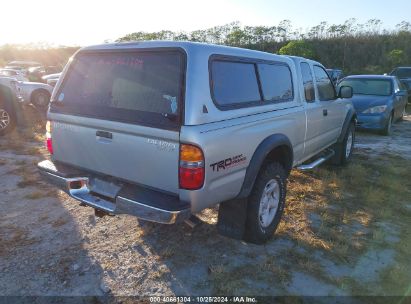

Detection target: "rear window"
[338, 78, 392, 96]
[211, 61, 261, 106]
[51, 50, 185, 129]
[210, 59, 295, 108]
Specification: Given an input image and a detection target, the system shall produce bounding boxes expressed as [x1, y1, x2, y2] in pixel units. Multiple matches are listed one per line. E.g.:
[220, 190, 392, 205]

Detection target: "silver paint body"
[0, 76, 54, 105]
[49, 41, 353, 213]
[17, 81, 54, 105]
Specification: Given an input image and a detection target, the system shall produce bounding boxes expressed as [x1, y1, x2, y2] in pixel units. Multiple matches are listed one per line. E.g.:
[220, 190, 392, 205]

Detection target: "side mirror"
[338, 86, 353, 99]
[395, 90, 407, 97]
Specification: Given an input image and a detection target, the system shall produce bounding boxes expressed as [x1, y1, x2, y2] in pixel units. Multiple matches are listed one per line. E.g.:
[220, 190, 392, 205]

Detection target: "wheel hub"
[37, 93, 48, 106]
[0, 109, 10, 130]
[259, 179, 280, 228]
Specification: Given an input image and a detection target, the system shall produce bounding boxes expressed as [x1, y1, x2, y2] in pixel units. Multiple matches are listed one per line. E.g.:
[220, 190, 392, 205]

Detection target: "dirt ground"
[0, 107, 410, 300]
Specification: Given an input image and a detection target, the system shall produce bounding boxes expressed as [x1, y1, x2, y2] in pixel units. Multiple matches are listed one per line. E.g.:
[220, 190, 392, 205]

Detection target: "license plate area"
[89, 177, 122, 199]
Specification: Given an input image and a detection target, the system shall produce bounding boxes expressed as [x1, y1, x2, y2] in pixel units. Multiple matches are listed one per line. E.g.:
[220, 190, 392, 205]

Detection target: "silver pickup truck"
[38, 41, 355, 244]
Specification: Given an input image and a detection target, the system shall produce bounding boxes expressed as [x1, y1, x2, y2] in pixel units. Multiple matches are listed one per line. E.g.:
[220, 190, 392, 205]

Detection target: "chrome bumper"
[38, 160, 191, 224]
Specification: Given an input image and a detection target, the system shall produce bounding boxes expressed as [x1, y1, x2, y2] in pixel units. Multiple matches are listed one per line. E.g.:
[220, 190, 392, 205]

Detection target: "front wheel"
[400, 107, 406, 121]
[332, 122, 355, 165]
[381, 113, 393, 136]
[244, 162, 287, 244]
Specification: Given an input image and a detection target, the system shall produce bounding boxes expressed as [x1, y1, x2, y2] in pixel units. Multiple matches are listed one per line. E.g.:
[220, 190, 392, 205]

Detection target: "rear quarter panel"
[180, 46, 308, 212]
[180, 106, 306, 213]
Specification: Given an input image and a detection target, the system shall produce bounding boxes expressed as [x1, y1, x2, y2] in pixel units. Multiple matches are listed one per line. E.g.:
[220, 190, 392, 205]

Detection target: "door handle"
[323, 109, 328, 116]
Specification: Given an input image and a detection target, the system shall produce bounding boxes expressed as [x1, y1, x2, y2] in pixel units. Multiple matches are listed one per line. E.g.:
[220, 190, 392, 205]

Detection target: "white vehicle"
[17, 81, 54, 108]
[0, 69, 29, 82]
[42, 73, 61, 87]
[0, 77, 21, 99]
[0, 76, 53, 108]
[5, 60, 41, 70]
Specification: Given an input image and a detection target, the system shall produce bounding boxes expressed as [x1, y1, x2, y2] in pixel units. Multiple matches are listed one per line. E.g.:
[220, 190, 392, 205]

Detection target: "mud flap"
[217, 198, 248, 240]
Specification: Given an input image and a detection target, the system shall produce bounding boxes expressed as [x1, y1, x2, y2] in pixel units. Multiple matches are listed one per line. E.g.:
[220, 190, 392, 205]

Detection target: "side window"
[313, 66, 336, 101]
[395, 78, 407, 91]
[211, 61, 261, 106]
[300, 62, 315, 102]
[257, 64, 293, 102]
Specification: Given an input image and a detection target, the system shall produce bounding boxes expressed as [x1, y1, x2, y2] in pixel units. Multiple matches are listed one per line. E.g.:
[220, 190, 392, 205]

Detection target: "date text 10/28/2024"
[150, 296, 257, 303]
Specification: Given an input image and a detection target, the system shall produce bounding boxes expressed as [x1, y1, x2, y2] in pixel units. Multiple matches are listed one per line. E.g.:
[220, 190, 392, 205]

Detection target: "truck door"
[312, 65, 345, 149]
[300, 62, 326, 158]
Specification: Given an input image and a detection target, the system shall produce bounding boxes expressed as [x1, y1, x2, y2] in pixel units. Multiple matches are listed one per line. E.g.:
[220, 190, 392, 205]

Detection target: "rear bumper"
[37, 160, 191, 224]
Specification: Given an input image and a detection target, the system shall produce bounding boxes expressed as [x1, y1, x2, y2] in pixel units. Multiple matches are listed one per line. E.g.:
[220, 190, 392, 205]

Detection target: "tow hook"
[95, 209, 109, 218]
[184, 215, 202, 228]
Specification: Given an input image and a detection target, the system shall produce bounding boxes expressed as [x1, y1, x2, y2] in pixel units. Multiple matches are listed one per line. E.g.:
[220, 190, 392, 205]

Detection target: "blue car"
[338, 75, 408, 135]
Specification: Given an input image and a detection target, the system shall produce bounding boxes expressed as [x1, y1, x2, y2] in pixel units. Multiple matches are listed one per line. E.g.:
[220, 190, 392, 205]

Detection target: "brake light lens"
[179, 144, 204, 190]
[46, 121, 53, 154]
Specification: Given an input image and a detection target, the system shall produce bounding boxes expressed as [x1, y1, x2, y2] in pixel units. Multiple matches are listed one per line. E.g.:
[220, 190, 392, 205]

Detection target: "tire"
[243, 162, 287, 244]
[381, 113, 393, 136]
[0, 85, 17, 136]
[400, 107, 406, 121]
[31, 90, 50, 108]
[331, 122, 355, 166]
[0, 102, 16, 136]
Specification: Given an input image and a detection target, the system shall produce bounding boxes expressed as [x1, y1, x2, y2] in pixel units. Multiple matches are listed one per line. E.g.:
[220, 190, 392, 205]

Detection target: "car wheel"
[31, 90, 50, 108]
[331, 122, 355, 165]
[0, 104, 16, 136]
[243, 162, 286, 244]
[400, 107, 406, 121]
[381, 113, 393, 136]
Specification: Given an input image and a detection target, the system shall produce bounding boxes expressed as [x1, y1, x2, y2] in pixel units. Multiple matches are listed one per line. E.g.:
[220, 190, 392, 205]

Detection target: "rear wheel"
[31, 90, 50, 108]
[244, 162, 286, 244]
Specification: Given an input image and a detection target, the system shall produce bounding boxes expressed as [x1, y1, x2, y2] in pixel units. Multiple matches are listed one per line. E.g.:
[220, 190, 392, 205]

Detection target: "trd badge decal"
[210, 154, 246, 172]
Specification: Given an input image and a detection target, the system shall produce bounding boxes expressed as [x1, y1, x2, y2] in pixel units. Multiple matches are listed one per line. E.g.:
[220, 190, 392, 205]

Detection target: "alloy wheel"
[258, 179, 280, 228]
[0, 108, 10, 130]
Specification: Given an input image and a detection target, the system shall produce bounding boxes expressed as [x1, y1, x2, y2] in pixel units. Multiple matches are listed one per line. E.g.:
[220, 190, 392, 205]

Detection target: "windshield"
[51, 49, 185, 129]
[338, 78, 392, 96]
[392, 68, 411, 79]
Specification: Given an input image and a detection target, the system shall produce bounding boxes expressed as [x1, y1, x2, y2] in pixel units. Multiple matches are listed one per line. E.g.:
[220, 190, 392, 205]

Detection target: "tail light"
[46, 120, 53, 154]
[179, 144, 204, 190]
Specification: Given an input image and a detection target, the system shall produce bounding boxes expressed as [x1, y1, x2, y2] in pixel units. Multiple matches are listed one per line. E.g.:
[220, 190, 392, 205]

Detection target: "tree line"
[0, 43, 79, 69]
[116, 19, 411, 74]
[1, 19, 410, 75]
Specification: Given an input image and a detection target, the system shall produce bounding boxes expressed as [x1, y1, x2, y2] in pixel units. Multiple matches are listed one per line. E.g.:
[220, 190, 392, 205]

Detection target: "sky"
[0, 0, 410, 46]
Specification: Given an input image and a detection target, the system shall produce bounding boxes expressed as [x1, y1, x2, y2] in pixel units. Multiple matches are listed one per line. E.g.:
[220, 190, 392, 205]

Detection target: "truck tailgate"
[50, 115, 180, 194]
